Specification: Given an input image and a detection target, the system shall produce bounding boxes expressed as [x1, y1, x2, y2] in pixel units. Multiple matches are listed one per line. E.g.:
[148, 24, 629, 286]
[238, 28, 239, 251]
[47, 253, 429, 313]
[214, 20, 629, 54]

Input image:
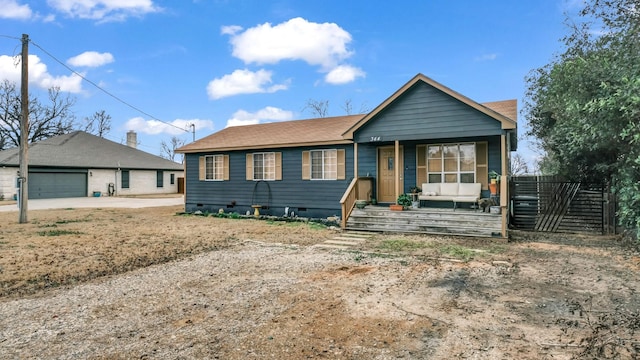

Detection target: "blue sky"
[1, 0, 580, 165]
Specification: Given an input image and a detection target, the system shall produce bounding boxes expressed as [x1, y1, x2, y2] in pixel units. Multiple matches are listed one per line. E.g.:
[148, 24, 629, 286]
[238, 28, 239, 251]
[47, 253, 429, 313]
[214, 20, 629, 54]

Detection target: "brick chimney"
[126, 130, 137, 148]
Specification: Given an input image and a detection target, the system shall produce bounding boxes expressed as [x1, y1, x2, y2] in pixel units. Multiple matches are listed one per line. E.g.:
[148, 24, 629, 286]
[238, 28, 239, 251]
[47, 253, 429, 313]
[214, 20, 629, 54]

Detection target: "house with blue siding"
[177, 74, 517, 236]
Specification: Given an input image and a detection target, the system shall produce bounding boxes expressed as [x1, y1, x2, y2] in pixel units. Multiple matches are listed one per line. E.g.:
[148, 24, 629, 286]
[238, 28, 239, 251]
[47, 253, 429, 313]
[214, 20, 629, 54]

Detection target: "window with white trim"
[205, 155, 225, 180]
[427, 143, 476, 183]
[310, 149, 337, 180]
[253, 152, 276, 180]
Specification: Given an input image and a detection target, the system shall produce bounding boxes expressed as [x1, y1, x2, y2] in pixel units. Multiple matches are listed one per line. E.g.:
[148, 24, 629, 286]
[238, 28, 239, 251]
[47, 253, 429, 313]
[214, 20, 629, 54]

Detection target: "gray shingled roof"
[0, 131, 183, 170]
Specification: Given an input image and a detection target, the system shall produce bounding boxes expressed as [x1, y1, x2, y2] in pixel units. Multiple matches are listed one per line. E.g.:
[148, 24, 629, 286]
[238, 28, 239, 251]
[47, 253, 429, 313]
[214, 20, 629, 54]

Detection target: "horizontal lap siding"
[487, 139, 502, 176]
[357, 144, 377, 178]
[404, 144, 417, 191]
[278, 147, 352, 215]
[185, 146, 353, 218]
[354, 82, 502, 142]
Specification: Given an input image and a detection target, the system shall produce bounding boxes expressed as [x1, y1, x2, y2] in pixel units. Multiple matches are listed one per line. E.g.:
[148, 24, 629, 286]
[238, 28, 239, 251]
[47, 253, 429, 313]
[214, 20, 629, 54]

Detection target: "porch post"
[395, 140, 400, 202]
[500, 134, 508, 238]
[353, 143, 358, 178]
[501, 134, 507, 175]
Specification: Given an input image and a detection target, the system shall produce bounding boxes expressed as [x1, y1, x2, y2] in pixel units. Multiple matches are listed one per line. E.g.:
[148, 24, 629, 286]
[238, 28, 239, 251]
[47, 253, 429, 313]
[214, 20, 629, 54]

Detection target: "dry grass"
[1, 206, 639, 358]
[0, 205, 335, 298]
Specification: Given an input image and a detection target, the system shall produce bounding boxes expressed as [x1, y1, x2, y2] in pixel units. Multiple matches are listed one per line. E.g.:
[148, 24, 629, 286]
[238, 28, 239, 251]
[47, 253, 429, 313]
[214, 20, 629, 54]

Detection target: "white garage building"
[0, 131, 184, 200]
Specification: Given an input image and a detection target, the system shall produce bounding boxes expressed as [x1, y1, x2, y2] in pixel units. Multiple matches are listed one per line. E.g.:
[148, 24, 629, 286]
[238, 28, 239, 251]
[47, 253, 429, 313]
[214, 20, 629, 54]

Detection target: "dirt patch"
[0, 208, 638, 359]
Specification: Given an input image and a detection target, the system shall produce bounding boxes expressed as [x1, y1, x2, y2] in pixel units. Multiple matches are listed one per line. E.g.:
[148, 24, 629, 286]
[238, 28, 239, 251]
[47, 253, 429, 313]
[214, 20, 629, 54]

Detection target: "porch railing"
[340, 177, 373, 229]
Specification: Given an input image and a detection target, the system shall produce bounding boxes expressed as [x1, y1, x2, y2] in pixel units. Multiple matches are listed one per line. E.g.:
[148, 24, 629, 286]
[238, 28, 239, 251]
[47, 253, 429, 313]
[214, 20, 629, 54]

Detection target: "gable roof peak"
[342, 73, 517, 139]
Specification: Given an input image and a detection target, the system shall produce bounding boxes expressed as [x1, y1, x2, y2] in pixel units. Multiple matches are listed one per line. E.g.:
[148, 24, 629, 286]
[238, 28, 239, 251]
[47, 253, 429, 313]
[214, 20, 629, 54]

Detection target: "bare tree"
[83, 110, 111, 137]
[0, 80, 76, 150]
[510, 153, 530, 176]
[302, 99, 329, 118]
[358, 101, 371, 114]
[342, 99, 371, 115]
[342, 99, 353, 115]
[160, 136, 185, 162]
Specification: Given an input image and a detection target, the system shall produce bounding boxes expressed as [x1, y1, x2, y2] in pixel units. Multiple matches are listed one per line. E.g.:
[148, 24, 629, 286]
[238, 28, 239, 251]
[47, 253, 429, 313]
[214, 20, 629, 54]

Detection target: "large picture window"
[252, 152, 276, 180]
[310, 149, 337, 180]
[427, 143, 476, 183]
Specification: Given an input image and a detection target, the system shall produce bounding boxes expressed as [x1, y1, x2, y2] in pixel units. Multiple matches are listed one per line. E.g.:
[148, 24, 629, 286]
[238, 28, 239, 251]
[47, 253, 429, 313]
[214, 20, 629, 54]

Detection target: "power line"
[26, 38, 189, 134]
[0, 34, 22, 40]
[0, 34, 22, 58]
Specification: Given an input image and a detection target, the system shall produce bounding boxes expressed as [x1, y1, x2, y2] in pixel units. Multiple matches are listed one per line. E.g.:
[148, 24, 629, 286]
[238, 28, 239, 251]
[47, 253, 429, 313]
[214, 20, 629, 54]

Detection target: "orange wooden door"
[377, 146, 403, 203]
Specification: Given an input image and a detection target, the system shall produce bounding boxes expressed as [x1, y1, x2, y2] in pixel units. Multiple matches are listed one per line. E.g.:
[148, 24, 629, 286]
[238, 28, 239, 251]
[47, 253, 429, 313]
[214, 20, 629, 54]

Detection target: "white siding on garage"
[0, 167, 183, 199]
[112, 169, 182, 196]
[88, 169, 119, 196]
[0, 167, 17, 201]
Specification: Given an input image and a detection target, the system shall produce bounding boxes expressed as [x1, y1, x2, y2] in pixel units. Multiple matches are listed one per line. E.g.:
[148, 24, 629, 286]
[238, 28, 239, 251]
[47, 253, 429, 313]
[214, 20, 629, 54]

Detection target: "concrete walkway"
[313, 231, 373, 250]
[0, 195, 184, 212]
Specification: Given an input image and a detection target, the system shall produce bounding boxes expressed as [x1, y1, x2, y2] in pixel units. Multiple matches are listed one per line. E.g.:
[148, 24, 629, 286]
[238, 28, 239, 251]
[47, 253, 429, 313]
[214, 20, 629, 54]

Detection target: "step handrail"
[340, 177, 373, 229]
[340, 178, 358, 229]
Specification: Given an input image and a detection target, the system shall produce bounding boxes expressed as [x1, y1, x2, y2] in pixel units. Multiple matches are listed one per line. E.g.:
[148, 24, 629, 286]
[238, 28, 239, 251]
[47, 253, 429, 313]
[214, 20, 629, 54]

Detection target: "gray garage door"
[28, 172, 88, 199]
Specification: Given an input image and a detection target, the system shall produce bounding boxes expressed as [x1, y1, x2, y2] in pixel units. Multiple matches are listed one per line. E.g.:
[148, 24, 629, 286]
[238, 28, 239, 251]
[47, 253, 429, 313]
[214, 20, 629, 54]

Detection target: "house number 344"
[370, 136, 382, 142]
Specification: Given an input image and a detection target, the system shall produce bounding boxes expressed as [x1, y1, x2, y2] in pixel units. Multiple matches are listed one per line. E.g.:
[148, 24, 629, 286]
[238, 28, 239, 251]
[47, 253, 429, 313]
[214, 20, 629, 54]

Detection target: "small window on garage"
[121, 170, 130, 189]
[170, 173, 175, 185]
[157, 170, 164, 188]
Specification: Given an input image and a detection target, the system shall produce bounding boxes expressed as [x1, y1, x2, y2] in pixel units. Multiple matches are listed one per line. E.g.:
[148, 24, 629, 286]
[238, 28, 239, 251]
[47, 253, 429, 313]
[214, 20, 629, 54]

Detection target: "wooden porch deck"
[345, 205, 503, 238]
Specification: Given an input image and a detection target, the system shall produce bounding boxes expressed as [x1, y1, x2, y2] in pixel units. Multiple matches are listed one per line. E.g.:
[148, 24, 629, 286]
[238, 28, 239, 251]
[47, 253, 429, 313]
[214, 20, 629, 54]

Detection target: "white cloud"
[474, 53, 498, 62]
[125, 117, 214, 136]
[0, 55, 21, 84]
[0, 54, 83, 92]
[226, 17, 353, 69]
[325, 65, 365, 85]
[220, 25, 242, 35]
[42, 13, 56, 22]
[47, 0, 160, 22]
[226, 106, 294, 127]
[67, 51, 114, 67]
[206, 69, 288, 100]
[0, 0, 32, 19]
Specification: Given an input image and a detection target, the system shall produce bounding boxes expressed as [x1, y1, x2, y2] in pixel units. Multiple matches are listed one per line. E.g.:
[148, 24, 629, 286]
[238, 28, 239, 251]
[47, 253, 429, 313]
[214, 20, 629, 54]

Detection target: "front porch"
[340, 176, 508, 238]
[345, 205, 503, 238]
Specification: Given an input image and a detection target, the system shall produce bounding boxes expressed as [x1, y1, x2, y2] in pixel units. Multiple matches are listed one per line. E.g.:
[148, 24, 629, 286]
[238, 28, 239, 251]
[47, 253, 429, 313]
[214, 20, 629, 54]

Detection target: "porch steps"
[346, 206, 502, 238]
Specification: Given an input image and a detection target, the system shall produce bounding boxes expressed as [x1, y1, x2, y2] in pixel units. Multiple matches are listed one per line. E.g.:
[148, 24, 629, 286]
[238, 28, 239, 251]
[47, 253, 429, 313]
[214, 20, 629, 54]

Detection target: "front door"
[377, 146, 403, 203]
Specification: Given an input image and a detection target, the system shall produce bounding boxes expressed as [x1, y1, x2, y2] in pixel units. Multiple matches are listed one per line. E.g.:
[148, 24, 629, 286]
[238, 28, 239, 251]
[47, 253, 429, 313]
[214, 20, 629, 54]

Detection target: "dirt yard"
[0, 205, 638, 359]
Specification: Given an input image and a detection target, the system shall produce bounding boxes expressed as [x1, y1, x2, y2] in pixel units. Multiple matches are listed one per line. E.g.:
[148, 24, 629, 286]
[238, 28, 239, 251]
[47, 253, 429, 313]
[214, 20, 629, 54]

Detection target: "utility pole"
[190, 123, 195, 142]
[18, 34, 29, 223]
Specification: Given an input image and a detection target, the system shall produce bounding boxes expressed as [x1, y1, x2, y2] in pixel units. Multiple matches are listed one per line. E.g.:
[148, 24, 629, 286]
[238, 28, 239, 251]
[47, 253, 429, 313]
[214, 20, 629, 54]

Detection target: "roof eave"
[177, 139, 353, 154]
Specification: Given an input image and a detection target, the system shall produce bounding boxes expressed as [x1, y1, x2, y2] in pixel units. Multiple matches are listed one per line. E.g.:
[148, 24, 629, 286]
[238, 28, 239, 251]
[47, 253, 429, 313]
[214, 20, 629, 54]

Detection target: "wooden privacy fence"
[510, 176, 617, 235]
